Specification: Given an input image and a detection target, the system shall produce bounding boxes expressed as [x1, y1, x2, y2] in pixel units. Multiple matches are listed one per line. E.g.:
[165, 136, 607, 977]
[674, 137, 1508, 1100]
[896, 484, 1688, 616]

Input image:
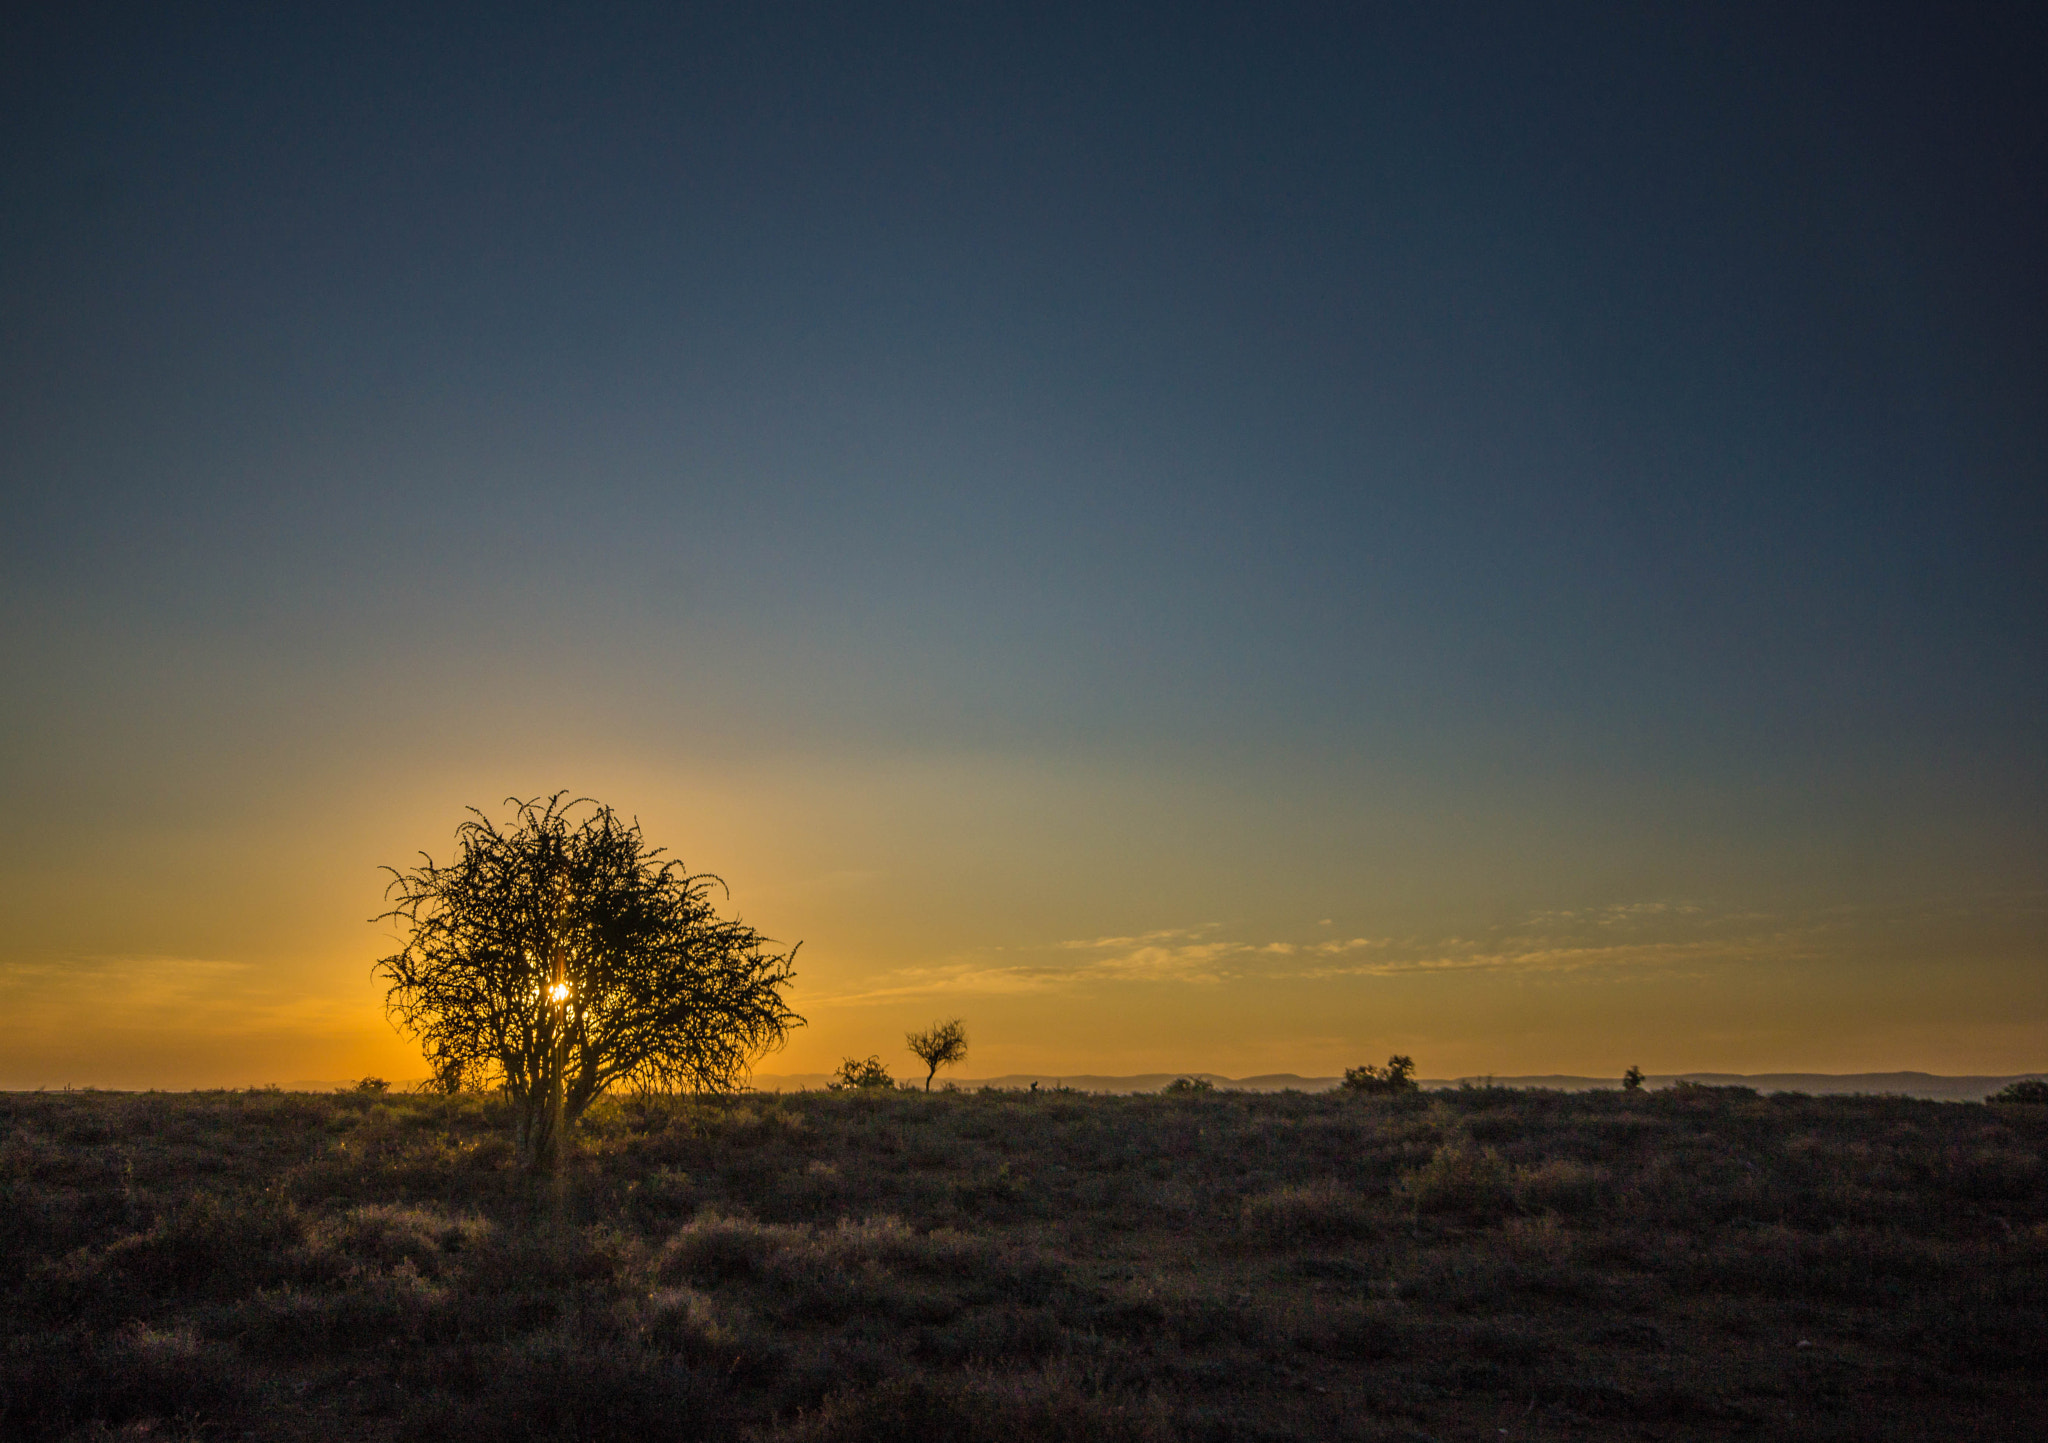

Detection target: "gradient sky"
[4, 2, 2044, 1088]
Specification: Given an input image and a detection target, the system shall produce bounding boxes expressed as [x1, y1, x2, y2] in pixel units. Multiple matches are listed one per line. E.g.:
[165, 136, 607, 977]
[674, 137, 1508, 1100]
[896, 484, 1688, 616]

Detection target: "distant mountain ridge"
[750, 1070, 2043, 1102]
[115, 1070, 2035, 1102]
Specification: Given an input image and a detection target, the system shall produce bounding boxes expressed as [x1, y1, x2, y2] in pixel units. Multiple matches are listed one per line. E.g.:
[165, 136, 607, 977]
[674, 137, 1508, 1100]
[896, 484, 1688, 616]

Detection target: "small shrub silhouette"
[829, 1056, 895, 1090]
[1991, 1078, 2048, 1105]
[1161, 1076, 1213, 1094]
[1622, 1065, 1645, 1092]
[1342, 1055, 1418, 1094]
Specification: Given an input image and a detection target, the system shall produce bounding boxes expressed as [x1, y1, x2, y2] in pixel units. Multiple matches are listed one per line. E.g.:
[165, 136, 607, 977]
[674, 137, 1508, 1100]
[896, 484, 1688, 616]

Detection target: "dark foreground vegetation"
[4, 1084, 2045, 1441]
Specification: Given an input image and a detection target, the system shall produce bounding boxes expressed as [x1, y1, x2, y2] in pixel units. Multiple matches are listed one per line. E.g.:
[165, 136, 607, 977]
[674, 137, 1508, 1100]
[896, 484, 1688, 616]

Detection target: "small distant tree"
[830, 1055, 895, 1090]
[1991, 1078, 2048, 1105]
[352, 1077, 390, 1094]
[1163, 1075, 1214, 1094]
[1342, 1054, 1418, 1095]
[375, 794, 803, 1174]
[1622, 1065, 1645, 1092]
[905, 1019, 968, 1091]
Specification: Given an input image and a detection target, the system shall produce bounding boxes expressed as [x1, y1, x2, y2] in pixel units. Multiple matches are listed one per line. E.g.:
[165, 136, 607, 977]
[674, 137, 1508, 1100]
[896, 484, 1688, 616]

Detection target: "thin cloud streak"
[801, 900, 1813, 1006]
[0, 954, 364, 1034]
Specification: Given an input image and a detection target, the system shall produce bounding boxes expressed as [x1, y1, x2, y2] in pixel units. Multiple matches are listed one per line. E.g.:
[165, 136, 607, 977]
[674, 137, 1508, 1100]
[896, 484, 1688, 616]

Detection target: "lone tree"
[375, 794, 803, 1173]
[905, 1018, 968, 1091]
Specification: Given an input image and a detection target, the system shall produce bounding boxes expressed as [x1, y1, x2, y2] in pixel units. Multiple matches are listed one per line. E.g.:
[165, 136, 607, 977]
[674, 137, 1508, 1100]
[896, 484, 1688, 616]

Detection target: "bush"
[1991, 1078, 2048, 1105]
[1513, 1159, 1610, 1217]
[659, 1213, 786, 1285]
[238, 1266, 447, 1357]
[1399, 1142, 1514, 1223]
[764, 1372, 1173, 1443]
[1298, 1305, 1408, 1361]
[1342, 1056, 1418, 1095]
[97, 1193, 307, 1301]
[1161, 1077, 1212, 1094]
[0, 1325, 247, 1438]
[1240, 1180, 1375, 1245]
[661, 1213, 1031, 1328]
[309, 1203, 492, 1280]
[830, 1057, 895, 1091]
[396, 1336, 723, 1443]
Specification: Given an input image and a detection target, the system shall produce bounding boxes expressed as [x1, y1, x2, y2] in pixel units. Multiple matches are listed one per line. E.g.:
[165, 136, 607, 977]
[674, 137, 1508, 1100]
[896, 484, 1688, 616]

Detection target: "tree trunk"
[515, 1076, 568, 1174]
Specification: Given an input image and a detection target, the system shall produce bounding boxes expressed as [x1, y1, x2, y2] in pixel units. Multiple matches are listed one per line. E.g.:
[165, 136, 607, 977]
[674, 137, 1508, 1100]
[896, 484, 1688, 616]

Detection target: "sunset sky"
[4, 2, 2043, 1088]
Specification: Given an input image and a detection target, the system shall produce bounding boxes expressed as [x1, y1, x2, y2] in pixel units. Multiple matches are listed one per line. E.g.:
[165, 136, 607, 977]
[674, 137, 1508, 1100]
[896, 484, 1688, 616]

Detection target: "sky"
[3, 1, 2044, 1088]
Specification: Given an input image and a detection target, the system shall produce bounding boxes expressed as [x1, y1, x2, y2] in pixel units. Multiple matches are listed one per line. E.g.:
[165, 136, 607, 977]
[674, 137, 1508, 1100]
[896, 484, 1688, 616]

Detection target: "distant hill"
[749, 1070, 2043, 1101]
[26, 1071, 2035, 1102]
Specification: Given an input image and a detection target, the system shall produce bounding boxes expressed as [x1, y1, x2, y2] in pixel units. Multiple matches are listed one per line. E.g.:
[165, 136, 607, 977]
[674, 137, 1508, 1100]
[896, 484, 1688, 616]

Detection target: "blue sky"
[3, 2, 2043, 1084]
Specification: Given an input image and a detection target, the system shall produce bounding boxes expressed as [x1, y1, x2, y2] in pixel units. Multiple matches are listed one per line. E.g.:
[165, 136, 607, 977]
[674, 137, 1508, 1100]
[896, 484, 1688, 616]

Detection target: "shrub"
[97, 1193, 307, 1301]
[1991, 1078, 2048, 1105]
[830, 1057, 896, 1091]
[1240, 1180, 1375, 1245]
[0, 1324, 247, 1438]
[396, 1336, 723, 1443]
[1622, 1065, 1645, 1092]
[658, 1213, 786, 1285]
[1298, 1305, 1408, 1361]
[1161, 1077, 1212, 1094]
[309, 1203, 492, 1279]
[238, 1265, 447, 1357]
[1399, 1142, 1514, 1223]
[1512, 1159, 1609, 1217]
[624, 1286, 778, 1377]
[764, 1371, 1173, 1443]
[1343, 1056, 1418, 1095]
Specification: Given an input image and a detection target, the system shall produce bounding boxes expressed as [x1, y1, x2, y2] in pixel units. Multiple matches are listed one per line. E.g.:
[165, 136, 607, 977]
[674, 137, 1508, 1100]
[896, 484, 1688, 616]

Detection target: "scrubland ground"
[2, 1083, 2045, 1441]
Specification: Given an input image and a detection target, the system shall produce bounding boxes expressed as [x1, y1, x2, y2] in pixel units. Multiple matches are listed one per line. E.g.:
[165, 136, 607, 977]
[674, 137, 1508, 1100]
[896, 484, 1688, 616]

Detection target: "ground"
[3, 1083, 2045, 1440]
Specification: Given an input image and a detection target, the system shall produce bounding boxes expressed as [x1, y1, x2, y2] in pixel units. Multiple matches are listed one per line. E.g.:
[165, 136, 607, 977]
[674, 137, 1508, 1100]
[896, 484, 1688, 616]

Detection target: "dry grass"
[2, 1082, 2046, 1439]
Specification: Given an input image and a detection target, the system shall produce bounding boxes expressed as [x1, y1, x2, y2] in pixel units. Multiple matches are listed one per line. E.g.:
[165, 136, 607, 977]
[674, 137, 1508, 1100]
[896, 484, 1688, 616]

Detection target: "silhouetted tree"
[1342, 1054, 1418, 1095]
[829, 1055, 894, 1089]
[375, 794, 803, 1173]
[1622, 1065, 1645, 1092]
[906, 1018, 968, 1091]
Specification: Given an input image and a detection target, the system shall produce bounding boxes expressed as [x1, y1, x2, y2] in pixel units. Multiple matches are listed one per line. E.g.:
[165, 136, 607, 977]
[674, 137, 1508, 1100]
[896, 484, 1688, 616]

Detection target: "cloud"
[801, 941, 1235, 1006]
[0, 953, 361, 1035]
[1057, 925, 1220, 951]
[799, 898, 1871, 1006]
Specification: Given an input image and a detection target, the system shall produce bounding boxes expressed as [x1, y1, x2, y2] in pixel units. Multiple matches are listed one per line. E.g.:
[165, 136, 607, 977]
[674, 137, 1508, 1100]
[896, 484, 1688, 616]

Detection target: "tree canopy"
[375, 794, 802, 1170]
[905, 1018, 968, 1091]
